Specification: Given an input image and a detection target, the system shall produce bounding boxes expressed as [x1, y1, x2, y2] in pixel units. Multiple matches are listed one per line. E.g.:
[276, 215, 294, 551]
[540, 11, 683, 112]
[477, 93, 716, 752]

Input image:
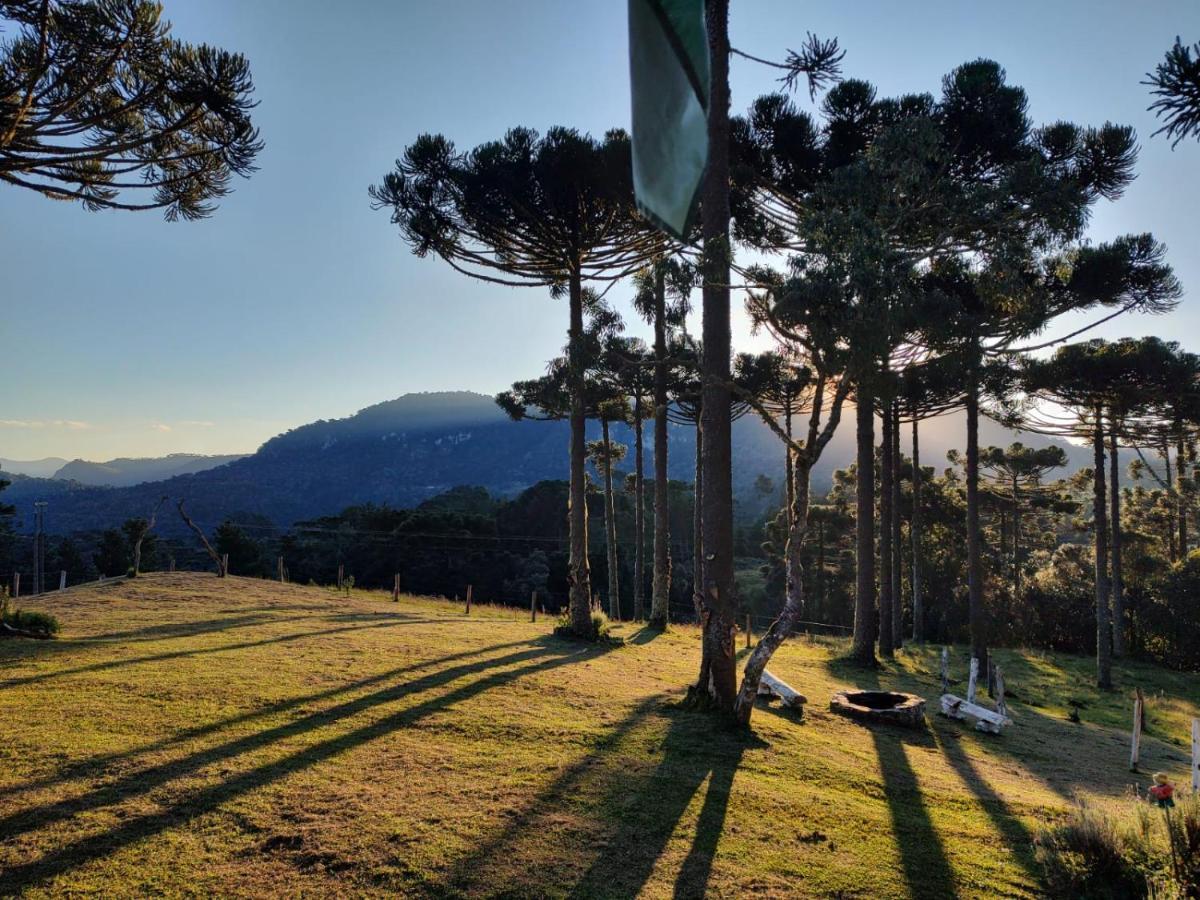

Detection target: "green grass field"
[1, 573, 1197, 898]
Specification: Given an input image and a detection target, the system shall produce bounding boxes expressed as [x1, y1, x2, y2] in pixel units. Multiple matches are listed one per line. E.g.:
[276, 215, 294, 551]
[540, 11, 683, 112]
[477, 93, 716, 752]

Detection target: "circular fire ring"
[830, 690, 926, 728]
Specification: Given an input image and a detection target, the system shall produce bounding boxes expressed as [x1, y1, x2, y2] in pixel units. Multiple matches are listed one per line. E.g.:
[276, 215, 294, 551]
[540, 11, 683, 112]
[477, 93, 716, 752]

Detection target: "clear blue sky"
[3, 0, 1198, 460]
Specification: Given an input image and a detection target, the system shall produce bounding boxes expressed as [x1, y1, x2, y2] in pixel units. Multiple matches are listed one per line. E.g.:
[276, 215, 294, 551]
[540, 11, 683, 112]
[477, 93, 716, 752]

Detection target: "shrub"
[3, 608, 61, 637]
[1168, 792, 1200, 897]
[554, 611, 620, 644]
[1034, 802, 1155, 898]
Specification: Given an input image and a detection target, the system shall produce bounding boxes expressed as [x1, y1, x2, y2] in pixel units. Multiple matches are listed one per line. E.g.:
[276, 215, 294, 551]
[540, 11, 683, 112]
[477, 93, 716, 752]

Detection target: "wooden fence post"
[967, 657, 979, 705]
[12, 572, 19, 599]
[1131, 689, 1144, 772]
[58, 570, 66, 591]
[531, 590, 538, 622]
[277, 556, 285, 582]
[393, 573, 400, 602]
[940, 647, 950, 695]
[168, 557, 175, 573]
[745, 612, 751, 649]
[1192, 717, 1199, 793]
[337, 564, 344, 591]
[221, 554, 229, 577]
[465, 585, 473, 615]
[995, 665, 1007, 719]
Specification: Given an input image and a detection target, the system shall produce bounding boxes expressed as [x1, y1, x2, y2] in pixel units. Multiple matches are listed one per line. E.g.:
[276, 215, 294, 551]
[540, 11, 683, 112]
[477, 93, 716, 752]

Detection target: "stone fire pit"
[829, 690, 926, 728]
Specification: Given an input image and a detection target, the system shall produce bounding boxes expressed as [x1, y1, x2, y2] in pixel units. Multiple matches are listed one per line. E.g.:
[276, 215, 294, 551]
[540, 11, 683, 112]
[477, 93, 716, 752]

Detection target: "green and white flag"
[628, 0, 709, 241]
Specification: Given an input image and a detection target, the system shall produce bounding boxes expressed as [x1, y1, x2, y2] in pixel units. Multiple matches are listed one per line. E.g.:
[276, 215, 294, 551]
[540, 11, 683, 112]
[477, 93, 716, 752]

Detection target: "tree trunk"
[911, 415, 924, 643]
[879, 400, 895, 658]
[1177, 425, 1188, 557]
[1164, 439, 1177, 562]
[1093, 412, 1113, 689]
[693, 0, 737, 713]
[1109, 424, 1124, 658]
[784, 403, 794, 524]
[851, 388, 877, 664]
[633, 397, 646, 621]
[891, 402, 903, 650]
[693, 421, 703, 620]
[567, 266, 593, 636]
[816, 520, 826, 612]
[966, 378, 987, 679]
[1012, 473, 1021, 601]
[649, 267, 671, 630]
[733, 458, 813, 725]
[602, 419, 620, 620]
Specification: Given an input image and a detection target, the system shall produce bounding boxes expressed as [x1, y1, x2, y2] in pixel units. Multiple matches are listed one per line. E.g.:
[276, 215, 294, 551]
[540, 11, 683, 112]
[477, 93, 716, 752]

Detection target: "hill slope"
[51, 453, 247, 487]
[1, 574, 1196, 897]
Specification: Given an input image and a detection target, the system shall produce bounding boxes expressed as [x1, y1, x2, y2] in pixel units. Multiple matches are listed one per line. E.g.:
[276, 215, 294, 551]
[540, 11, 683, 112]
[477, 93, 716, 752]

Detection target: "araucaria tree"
[1145, 36, 1200, 147]
[0, 0, 262, 218]
[631, 260, 695, 629]
[1023, 338, 1183, 689]
[371, 127, 659, 638]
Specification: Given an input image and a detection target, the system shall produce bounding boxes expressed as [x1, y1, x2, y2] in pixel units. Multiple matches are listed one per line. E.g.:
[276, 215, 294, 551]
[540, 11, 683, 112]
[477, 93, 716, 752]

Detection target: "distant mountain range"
[0, 457, 69, 479]
[2, 390, 1100, 536]
[1, 453, 244, 486]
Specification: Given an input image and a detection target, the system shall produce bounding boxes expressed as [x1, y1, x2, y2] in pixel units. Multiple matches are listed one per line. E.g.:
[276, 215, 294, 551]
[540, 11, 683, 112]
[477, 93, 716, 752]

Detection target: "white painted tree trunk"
[967, 657, 979, 705]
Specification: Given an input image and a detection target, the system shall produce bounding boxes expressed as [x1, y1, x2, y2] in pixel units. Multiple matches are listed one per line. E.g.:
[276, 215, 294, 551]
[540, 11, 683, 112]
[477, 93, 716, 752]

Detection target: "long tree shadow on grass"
[437, 701, 759, 899]
[825, 657, 959, 898]
[936, 730, 1041, 887]
[0, 636, 537, 804]
[0, 615, 444, 689]
[826, 650, 1043, 892]
[567, 704, 760, 899]
[0, 635, 614, 893]
[870, 726, 960, 900]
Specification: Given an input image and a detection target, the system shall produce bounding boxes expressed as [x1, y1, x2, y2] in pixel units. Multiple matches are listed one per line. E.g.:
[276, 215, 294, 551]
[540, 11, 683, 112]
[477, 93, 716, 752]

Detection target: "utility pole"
[33, 501, 47, 596]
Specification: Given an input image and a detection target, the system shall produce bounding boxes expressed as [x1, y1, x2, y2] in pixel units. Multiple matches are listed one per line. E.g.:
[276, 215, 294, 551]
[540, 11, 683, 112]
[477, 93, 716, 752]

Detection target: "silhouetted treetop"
[370, 126, 661, 287]
[0, 0, 262, 219]
[1145, 36, 1200, 147]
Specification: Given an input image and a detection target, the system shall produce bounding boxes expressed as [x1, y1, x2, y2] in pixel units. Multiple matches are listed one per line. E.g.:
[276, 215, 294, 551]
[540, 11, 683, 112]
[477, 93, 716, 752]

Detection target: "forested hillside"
[3, 391, 1093, 536]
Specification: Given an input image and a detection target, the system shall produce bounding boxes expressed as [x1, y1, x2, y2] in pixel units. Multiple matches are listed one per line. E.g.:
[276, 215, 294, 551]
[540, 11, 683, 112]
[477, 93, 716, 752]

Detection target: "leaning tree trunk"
[178, 499, 225, 577]
[602, 419, 621, 621]
[649, 267, 671, 630]
[633, 396, 646, 621]
[891, 402, 903, 650]
[965, 378, 987, 681]
[851, 384, 877, 665]
[1093, 412, 1113, 689]
[567, 266, 593, 636]
[910, 415, 924, 643]
[692, 0, 738, 713]
[733, 457, 813, 725]
[878, 401, 895, 658]
[1109, 424, 1125, 658]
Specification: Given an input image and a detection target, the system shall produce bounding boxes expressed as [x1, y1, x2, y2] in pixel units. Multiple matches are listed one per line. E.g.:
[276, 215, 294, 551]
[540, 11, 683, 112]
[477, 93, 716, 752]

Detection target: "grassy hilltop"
[1, 574, 1197, 898]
